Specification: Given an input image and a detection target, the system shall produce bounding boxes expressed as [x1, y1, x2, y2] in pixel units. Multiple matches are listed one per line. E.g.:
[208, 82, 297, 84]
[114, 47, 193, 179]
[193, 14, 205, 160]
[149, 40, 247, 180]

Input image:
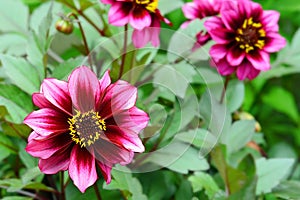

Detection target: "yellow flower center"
[235, 17, 266, 53]
[134, 0, 158, 12]
[68, 110, 106, 148]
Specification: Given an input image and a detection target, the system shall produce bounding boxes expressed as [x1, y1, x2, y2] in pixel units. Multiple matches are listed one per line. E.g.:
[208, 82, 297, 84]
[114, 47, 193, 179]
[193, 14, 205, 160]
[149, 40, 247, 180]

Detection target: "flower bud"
[55, 19, 73, 34]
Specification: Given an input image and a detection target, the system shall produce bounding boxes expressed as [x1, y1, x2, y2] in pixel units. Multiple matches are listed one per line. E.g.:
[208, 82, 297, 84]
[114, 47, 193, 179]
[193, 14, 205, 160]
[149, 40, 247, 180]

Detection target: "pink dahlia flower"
[205, 0, 286, 80]
[182, 0, 222, 46]
[24, 66, 149, 192]
[101, 0, 171, 48]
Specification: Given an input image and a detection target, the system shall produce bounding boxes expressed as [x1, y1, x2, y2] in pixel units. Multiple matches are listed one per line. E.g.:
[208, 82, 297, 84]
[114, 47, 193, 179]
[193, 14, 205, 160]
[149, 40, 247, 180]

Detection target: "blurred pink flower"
[182, 0, 222, 46]
[101, 0, 171, 48]
[205, 0, 286, 80]
[24, 66, 149, 193]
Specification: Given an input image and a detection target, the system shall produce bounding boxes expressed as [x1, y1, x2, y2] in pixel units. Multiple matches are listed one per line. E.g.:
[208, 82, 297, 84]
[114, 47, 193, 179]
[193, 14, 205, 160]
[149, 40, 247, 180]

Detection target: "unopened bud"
[55, 19, 73, 34]
[234, 111, 262, 132]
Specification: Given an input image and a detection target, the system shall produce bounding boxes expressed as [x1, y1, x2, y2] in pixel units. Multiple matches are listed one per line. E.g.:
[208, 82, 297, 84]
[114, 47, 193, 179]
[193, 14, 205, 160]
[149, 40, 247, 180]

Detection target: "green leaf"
[159, 0, 183, 14]
[188, 172, 222, 198]
[2, 197, 32, 200]
[225, 120, 256, 154]
[0, 0, 29, 34]
[273, 181, 300, 200]
[52, 57, 84, 80]
[18, 141, 38, 169]
[0, 133, 18, 160]
[262, 87, 299, 123]
[1, 122, 31, 138]
[103, 166, 147, 200]
[255, 158, 295, 195]
[0, 84, 34, 123]
[225, 80, 245, 112]
[175, 179, 193, 200]
[0, 34, 27, 56]
[0, 55, 40, 95]
[167, 147, 209, 174]
[21, 167, 43, 184]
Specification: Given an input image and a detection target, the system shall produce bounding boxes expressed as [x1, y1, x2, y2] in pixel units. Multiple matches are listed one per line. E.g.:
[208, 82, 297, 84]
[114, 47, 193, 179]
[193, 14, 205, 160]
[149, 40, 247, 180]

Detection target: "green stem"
[69, 13, 92, 66]
[118, 25, 128, 79]
[61, 1, 105, 36]
[60, 172, 66, 200]
[93, 184, 102, 200]
[220, 76, 230, 104]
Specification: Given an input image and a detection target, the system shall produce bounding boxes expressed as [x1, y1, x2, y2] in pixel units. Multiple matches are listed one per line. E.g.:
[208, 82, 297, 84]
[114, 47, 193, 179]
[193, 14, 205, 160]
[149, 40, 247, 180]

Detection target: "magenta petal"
[42, 79, 72, 116]
[221, 10, 239, 30]
[246, 51, 270, 71]
[209, 28, 233, 44]
[132, 28, 151, 48]
[68, 66, 100, 113]
[39, 146, 71, 174]
[110, 106, 149, 134]
[103, 126, 145, 152]
[108, 2, 130, 26]
[149, 18, 161, 47]
[209, 44, 227, 62]
[262, 10, 279, 31]
[214, 58, 236, 76]
[129, 8, 151, 30]
[24, 108, 69, 136]
[25, 132, 72, 159]
[27, 131, 42, 142]
[204, 16, 223, 32]
[182, 3, 198, 19]
[69, 146, 97, 193]
[97, 161, 112, 184]
[227, 46, 245, 66]
[264, 33, 286, 53]
[101, 0, 114, 4]
[100, 80, 137, 117]
[99, 70, 111, 94]
[32, 93, 54, 109]
[94, 139, 134, 166]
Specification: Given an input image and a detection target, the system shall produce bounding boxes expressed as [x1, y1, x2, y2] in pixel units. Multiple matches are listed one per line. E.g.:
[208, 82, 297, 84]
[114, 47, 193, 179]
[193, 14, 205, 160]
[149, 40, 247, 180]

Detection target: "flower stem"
[68, 13, 92, 66]
[60, 172, 66, 200]
[118, 25, 128, 79]
[220, 76, 230, 104]
[60, 1, 105, 36]
[93, 184, 102, 200]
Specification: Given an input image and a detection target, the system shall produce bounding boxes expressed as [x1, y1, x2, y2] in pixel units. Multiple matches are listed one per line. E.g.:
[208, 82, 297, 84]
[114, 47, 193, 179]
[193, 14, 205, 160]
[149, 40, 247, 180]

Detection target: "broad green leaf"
[52, 57, 84, 80]
[225, 120, 255, 154]
[153, 65, 189, 98]
[188, 172, 222, 198]
[0, 84, 34, 123]
[21, 167, 43, 184]
[103, 166, 147, 200]
[256, 158, 295, 195]
[0, 133, 18, 161]
[159, 0, 183, 14]
[0, 0, 29, 34]
[225, 80, 245, 112]
[175, 179, 193, 200]
[273, 181, 300, 200]
[0, 55, 40, 95]
[18, 141, 38, 169]
[78, 0, 96, 10]
[0, 34, 27, 56]
[167, 147, 209, 174]
[2, 123, 31, 138]
[262, 87, 299, 123]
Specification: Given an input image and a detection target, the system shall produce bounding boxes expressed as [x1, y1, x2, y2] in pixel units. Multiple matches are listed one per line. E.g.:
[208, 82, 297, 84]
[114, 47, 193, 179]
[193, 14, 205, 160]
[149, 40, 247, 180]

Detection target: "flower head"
[24, 66, 149, 192]
[205, 0, 286, 80]
[101, 0, 171, 48]
[182, 0, 222, 46]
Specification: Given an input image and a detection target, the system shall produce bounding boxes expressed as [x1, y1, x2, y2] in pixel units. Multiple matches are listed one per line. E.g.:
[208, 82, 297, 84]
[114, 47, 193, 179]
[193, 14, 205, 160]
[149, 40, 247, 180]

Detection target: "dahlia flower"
[182, 0, 222, 46]
[205, 0, 286, 80]
[101, 0, 171, 48]
[24, 66, 149, 192]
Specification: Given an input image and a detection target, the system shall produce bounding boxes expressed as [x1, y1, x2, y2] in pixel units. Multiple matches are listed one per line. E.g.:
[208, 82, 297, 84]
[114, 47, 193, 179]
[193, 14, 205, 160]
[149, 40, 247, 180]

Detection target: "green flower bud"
[55, 19, 73, 34]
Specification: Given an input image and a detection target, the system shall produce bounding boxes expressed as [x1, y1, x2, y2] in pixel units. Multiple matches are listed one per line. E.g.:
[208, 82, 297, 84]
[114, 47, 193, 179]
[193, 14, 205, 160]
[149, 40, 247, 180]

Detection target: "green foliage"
[0, 0, 299, 199]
